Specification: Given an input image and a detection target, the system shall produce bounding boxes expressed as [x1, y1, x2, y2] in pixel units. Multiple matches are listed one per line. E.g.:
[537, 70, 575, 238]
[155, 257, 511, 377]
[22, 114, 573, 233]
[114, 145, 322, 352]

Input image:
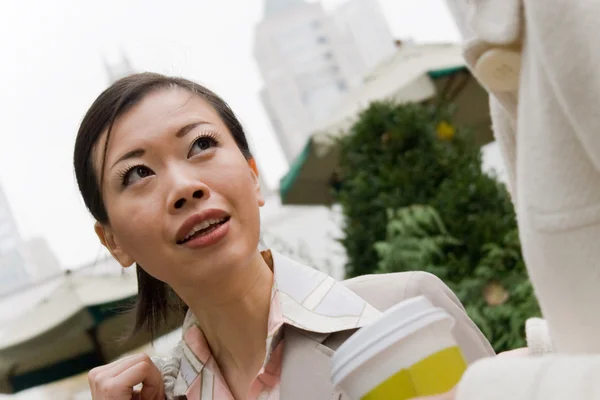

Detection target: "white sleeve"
[151, 342, 182, 400]
[522, 0, 600, 172]
[457, 355, 600, 400]
[525, 318, 554, 356]
[445, 0, 522, 201]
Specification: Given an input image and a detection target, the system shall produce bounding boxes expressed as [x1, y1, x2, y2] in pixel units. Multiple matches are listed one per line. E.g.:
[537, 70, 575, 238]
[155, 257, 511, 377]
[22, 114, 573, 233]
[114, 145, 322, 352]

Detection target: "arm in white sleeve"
[445, 0, 522, 201]
[447, 0, 600, 171]
[457, 355, 600, 400]
[522, 0, 600, 171]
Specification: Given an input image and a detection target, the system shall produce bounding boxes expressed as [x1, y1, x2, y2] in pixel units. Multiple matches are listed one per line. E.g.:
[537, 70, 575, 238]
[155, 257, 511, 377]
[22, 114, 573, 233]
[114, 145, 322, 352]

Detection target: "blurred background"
[0, 0, 522, 398]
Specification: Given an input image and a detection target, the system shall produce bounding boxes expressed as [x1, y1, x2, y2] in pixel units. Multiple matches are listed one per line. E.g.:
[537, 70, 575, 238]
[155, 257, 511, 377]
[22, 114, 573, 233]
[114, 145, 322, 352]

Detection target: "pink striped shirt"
[166, 250, 381, 399]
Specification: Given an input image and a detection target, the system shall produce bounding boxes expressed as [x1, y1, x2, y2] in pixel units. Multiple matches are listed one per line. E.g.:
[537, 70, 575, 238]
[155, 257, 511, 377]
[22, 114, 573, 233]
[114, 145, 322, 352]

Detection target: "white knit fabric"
[525, 318, 554, 356]
[151, 343, 182, 400]
[468, 0, 522, 45]
[445, 0, 600, 398]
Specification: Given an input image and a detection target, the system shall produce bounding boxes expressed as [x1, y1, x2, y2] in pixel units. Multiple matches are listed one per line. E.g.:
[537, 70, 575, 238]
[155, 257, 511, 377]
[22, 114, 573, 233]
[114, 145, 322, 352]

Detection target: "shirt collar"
[173, 250, 381, 397]
[270, 251, 381, 333]
[181, 250, 380, 337]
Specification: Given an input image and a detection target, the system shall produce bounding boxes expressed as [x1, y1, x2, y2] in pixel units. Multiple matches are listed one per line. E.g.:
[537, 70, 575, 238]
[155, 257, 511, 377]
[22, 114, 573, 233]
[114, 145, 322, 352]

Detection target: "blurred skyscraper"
[0, 185, 62, 295]
[0, 187, 21, 254]
[0, 186, 29, 294]
[332, 0, 396, 73]
[254, 0, 395, 163]
[103, 52, 135, 84]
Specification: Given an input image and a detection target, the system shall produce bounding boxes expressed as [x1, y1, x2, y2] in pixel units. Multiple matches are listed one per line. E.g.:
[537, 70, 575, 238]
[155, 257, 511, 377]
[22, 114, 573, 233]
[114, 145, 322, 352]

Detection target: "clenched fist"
[88, 354, 165, 400]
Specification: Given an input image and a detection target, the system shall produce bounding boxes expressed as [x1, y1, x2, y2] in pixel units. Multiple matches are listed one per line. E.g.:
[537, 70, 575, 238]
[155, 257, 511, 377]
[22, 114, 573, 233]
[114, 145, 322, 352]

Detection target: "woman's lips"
[175, 208, 230, 244]
[179, 217, 230, 249]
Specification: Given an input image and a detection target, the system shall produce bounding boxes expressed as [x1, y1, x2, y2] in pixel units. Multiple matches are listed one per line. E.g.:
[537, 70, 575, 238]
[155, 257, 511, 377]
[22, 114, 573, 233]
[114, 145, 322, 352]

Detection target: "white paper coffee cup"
[331, 295, 466, 400]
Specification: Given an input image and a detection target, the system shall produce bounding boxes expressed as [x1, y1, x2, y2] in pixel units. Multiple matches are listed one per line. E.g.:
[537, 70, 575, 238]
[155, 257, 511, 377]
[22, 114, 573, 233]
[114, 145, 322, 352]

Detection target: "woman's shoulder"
[344, 271, 496, 362]
[343, 271, 457, 312]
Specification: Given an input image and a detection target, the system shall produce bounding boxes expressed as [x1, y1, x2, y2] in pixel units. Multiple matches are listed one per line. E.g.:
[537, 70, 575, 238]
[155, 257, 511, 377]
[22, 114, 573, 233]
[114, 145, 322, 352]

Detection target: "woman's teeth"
[182, 217, 227, 242]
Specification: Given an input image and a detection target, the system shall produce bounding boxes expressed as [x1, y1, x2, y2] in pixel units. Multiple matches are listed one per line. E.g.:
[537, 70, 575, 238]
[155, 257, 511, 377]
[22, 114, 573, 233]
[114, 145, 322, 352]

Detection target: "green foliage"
[457, 229, 541, 350]
[375, 206, 461, 279]
[334, 101, 540, 352]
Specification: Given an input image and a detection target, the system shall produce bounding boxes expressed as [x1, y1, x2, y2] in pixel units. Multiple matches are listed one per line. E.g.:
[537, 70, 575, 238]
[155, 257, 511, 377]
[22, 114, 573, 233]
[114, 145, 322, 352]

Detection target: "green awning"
[427, 66, 467, 79]
[279, 139, 311, 203]
[278, 64, 491, 206]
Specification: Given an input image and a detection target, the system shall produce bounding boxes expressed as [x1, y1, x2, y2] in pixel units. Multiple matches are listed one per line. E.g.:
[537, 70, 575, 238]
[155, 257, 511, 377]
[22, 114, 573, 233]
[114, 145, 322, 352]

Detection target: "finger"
[139, 363, 165, 400]
[95, 354, 153, 389]
[108, 358, 161, 391]
[106, 358, 164, 400]
[104, 354, 154, 379]
[130, 359, 164, 400]
[93, 362, 147, 399]
[89, 354, 152, 395]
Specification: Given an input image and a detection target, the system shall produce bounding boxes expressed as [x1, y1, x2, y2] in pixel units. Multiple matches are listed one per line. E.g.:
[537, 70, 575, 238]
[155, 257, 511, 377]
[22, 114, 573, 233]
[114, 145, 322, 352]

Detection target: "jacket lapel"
[273, 252, 379, 400]
[280, 326, 347, 400]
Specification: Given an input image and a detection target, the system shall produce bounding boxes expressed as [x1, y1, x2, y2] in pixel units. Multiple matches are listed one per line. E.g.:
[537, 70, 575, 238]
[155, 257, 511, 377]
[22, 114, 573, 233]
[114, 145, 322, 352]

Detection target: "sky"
[0, 0, 461, 270]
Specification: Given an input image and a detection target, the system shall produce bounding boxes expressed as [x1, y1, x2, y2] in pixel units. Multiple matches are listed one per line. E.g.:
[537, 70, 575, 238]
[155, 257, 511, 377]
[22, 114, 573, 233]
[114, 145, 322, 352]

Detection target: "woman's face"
[94, 88, 264, 287]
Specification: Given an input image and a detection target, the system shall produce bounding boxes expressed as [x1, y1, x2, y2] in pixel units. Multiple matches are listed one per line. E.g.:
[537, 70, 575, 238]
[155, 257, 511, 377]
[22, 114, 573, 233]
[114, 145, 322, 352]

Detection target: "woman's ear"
[248, 158, 265, 207]
[94, 221, 135, 268]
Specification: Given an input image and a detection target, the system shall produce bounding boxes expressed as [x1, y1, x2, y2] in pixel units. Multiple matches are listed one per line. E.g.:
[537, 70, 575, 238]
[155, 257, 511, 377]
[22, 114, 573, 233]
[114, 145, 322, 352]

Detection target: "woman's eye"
[123, 165, 154, 186]
[189, 135, 217, 157]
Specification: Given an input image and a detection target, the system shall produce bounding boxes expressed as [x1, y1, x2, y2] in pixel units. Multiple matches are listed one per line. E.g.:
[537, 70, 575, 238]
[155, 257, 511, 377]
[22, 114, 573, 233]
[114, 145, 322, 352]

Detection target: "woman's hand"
[409, 347, 530, 400]
[88, 354, 165, 400]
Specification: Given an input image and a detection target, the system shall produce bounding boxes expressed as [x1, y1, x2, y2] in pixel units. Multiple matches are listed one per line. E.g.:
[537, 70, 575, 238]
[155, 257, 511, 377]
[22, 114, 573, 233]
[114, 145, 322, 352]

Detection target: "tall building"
[0, 186, 21, 255]
[0, 186, 62, 294]
[332, 0, 396, 74]
[103, 51, 134, 84]
[260, 194, 346, 279]
[0, 186, 29, 294]
[18, 237, 61, 281]
[254, 0, 395, 162]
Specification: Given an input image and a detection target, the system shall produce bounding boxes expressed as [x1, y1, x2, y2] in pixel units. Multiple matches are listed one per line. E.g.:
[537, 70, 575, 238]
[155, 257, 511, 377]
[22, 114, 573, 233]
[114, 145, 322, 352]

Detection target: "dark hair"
[74, 72, 253, 338]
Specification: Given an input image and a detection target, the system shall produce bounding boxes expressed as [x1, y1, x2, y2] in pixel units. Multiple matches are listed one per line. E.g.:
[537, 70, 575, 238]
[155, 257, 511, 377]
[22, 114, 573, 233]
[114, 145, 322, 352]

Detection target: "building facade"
[0, 186, 21, 255]
[0, 186, 29, 294]
[0, 186, 62, 295]
[332, 0, 396, 75]
[102, 51, 134, 84]
[18, 237, 61, 281]
[254, 0, 395, 163]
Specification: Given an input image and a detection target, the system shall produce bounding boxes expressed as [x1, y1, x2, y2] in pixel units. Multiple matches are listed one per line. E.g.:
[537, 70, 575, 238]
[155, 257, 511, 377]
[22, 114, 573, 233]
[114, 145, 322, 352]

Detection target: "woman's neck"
[178, 250, 274, 381]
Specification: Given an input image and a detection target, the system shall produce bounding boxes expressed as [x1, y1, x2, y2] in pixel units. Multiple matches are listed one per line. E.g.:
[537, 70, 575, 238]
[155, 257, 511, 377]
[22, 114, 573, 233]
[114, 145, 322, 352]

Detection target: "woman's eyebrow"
[111, 148, 145, 170]
[110, 121, 213, 170]
[175, 120, 211, 138]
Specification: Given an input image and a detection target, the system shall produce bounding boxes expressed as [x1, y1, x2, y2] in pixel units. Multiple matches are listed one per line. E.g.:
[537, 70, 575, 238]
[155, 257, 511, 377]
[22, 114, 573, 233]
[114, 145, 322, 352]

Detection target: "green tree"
[333, 101, 539, 352]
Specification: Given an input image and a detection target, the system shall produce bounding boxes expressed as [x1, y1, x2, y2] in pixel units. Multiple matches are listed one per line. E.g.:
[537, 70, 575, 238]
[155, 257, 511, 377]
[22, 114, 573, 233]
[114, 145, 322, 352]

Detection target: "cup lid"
[331, 295, 455, 384]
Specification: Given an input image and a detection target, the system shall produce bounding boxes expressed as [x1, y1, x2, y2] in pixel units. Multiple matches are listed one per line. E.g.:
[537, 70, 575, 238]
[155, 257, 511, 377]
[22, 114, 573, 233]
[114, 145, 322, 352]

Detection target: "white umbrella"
[0, 258, 180, 394]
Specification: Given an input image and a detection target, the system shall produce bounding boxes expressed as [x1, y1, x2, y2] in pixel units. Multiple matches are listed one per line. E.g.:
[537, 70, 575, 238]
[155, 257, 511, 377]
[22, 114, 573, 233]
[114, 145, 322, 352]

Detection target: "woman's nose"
[172, 189, 204, 210]
[168, 175, 210, 213]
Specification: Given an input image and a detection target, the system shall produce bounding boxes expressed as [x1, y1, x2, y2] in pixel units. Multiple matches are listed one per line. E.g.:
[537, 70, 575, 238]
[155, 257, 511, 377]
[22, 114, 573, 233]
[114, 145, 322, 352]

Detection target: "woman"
[76, 73, 493, 400]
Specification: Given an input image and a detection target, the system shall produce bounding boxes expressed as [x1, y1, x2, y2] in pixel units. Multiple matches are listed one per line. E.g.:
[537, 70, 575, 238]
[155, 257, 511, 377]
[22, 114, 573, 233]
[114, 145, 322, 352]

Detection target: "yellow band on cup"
[361, 346, 466, 400]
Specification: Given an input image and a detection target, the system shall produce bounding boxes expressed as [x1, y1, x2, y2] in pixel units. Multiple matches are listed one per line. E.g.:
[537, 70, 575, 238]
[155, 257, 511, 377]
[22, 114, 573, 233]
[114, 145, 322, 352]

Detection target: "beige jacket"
[281, 270, 494, 400]
[154, 252, 494, 399]
[445, 0, 600, 398]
